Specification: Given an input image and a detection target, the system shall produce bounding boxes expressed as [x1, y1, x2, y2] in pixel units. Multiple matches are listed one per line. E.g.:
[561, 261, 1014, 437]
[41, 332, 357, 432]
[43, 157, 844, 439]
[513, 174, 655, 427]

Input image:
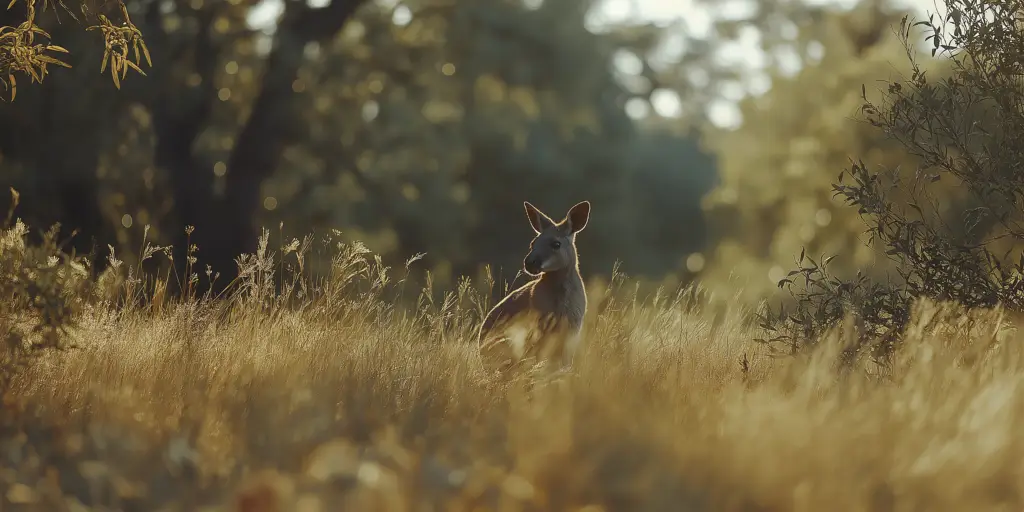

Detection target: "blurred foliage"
[758, 0, 1024, 361]
[0, 0, 721, 295]
[697, 0, 961, 303]
[264, 0, 721, 285]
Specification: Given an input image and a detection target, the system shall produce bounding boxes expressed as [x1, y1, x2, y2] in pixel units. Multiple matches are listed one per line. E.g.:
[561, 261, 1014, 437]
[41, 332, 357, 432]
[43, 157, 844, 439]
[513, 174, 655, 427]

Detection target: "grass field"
[3, 229, 1023, 511]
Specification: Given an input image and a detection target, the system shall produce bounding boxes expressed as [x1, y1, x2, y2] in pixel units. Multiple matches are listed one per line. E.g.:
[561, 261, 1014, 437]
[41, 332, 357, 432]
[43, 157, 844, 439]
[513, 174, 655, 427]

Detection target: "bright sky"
[248, 0, 943, 129]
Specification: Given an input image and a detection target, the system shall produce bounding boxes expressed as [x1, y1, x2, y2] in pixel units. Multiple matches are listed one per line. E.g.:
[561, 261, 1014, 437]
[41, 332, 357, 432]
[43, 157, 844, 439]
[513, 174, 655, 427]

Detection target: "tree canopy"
[0, 0, 719, 294]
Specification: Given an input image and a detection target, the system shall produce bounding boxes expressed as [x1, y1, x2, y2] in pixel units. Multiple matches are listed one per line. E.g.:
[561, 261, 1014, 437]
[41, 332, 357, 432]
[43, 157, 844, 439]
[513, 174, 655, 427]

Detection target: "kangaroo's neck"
[537, 265, 584, 296]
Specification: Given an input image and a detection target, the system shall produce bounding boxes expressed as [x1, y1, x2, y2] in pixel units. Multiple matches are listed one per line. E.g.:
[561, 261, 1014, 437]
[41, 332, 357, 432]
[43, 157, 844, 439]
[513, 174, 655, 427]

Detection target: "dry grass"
[3, 229, 1024, 511]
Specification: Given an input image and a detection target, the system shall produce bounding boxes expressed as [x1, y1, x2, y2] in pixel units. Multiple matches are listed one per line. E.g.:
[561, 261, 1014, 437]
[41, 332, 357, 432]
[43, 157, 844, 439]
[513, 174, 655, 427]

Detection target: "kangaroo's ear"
[565, 201, 590, 234]
[524, 201, 555, 234]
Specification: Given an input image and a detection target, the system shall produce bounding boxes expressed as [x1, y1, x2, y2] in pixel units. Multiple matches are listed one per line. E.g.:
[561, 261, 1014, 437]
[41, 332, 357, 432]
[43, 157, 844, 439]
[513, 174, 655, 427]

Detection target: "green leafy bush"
[0, 189, 92, 397]
[761, 3, 1024, 362]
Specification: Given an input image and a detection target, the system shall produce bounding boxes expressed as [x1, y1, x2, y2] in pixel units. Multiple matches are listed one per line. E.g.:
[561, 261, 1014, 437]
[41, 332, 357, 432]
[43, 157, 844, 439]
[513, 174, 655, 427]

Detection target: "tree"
[759, 0, 1024, 359]
[0, 0, 150, 269]
[696, 0, 951, 304]
[0, 0, 720, 294]
[260, 0, 720, 285]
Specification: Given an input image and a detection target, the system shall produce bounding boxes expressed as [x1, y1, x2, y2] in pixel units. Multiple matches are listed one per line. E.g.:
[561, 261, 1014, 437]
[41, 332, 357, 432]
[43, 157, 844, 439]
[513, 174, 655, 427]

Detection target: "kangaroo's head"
[522, 200, 590, 276]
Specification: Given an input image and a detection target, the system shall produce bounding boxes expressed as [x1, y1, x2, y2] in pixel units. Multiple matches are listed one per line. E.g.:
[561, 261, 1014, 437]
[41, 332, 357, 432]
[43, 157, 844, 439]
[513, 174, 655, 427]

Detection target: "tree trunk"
[181, 0, 370, 292]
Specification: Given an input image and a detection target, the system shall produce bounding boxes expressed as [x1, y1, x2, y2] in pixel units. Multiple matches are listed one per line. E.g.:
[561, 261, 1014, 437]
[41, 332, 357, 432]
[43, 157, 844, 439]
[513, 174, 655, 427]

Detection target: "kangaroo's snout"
[524, 255, 543, 275]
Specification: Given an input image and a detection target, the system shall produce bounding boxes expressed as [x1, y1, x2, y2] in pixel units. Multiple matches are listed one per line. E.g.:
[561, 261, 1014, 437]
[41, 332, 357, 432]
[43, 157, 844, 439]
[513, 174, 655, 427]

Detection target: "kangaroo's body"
[478, 201, 591, 375]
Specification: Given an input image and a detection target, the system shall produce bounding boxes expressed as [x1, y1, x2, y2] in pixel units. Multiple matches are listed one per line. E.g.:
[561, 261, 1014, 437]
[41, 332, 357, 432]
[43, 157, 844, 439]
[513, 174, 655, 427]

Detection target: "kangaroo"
[478, 200, 591, 375]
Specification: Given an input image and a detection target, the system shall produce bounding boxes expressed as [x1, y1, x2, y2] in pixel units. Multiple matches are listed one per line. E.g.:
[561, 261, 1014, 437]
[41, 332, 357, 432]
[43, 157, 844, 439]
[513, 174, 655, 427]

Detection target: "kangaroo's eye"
[550, 240, 562, 249]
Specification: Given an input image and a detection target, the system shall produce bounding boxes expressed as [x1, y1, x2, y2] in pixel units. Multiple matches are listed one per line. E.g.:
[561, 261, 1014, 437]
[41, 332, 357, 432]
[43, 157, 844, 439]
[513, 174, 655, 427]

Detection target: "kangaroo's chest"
[529, 285, 586, 332]
[479, 279, 587, 371]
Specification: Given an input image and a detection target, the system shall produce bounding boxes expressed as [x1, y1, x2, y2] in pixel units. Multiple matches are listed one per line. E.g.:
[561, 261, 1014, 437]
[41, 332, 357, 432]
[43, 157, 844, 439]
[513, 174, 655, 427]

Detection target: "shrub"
[0, 189, 93, 398]
[760, 3, 1024, 362]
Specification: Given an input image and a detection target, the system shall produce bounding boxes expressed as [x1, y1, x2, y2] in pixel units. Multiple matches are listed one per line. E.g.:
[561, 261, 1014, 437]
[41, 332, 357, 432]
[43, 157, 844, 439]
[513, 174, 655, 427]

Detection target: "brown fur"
[478, 201, 591, 375]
